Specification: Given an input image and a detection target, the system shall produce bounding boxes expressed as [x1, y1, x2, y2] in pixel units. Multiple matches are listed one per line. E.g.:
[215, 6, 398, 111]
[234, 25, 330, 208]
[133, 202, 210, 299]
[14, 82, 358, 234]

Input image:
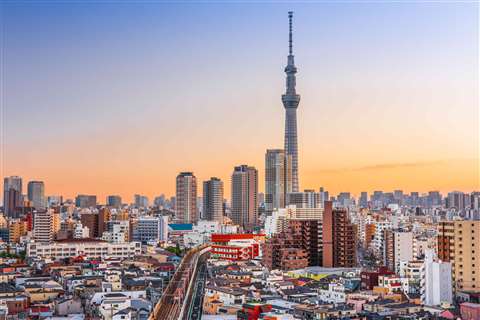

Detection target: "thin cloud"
[315, 159, 474, 174]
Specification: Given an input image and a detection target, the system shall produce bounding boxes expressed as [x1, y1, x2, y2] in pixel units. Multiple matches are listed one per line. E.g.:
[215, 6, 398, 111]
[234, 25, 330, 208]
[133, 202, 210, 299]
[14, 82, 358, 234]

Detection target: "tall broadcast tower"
[282, 11, 300, 192]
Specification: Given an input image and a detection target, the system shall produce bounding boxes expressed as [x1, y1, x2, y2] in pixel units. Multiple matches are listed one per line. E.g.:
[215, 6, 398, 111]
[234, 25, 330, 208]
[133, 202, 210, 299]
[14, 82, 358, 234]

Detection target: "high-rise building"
[319, 187, 329, 204]
[322, 201, 357, 268]
[176, 172, 198, 223]
[359, 192, 368, 208]
[27, 181, 45, 210]
[75, 195, 97, 208]
[384, 230, 413, 275]
[33, 210, 54, 243]
[265, 149, 291, 212]
[446, 191, 467, 210]
[437, 220, 480, 293]
[3, 176, 23, 217]
[106, 195, 122, 208]
[282, 12, 300, 193]
[134, 194, 149, 208]
[231, 165, 258, 230]
[203, 177, 224, 222]
[337, 192, 352, 207]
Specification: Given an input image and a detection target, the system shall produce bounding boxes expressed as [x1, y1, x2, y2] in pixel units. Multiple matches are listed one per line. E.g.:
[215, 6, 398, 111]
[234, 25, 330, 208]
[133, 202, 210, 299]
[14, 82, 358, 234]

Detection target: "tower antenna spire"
[288, 11, 293, 55]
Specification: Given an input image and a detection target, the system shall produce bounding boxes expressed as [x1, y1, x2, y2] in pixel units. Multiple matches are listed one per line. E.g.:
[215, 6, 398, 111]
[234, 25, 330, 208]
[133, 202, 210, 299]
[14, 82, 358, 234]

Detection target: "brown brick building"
[322, 201, 357, 268]
[263, 230, 308, 271]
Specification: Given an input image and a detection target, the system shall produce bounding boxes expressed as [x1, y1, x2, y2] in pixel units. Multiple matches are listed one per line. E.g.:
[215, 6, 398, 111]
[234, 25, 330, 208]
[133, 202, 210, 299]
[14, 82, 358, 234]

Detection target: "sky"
[1, 1, 479, 202]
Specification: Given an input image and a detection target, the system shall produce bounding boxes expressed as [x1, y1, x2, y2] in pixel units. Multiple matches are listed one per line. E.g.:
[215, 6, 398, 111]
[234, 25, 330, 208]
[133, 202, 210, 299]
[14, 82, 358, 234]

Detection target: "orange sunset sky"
[1, 2, 479, 202]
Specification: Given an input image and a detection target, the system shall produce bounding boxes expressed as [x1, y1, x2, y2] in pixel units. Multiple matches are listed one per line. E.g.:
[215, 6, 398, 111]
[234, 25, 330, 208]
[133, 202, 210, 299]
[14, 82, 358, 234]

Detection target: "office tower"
[322, 201, 357, 268]
[106, 195, 122, 208]
[428, 191, 442, 207]
[384, 230, 413, 275]
[265, 149, 292, 212]
[410, 192, 419, 206]
[393, 190, 404, 204]
[423, 249, 453, 306]
[359, 192, 368, 208]
[282, 12, 300, 192]
[337, 192, 352, 207]
[446, 191, 466, 210]
[27, 181, 45, 210]
[437, 221, 480, 293]
[33, 210, 54, 243]
[3, 176, 23, 217]
[319, 187, 329, 204]
[133, 216, 169, 243]
[286, 190, 321, 208]
[471, 192, 480, 211]
[176, 172, 198, 223]
[203, 177, 224, 222]
[75, 195, 97, 208]
[231, 165, 258, 230]
[371, 191, 384, 207]
[134, 194, 149, 208]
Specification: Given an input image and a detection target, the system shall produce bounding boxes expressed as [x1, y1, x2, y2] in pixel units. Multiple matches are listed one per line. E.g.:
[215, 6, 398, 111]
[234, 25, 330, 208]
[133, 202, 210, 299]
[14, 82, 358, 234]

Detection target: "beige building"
[437, 220, 480, 292]
[27, 239, 141, 260]
[8, 219, 27, 243]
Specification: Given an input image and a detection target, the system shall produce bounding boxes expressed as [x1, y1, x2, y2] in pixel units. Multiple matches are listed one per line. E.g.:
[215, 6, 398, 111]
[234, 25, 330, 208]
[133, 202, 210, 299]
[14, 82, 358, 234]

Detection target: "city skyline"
[2, 2, 478, 200]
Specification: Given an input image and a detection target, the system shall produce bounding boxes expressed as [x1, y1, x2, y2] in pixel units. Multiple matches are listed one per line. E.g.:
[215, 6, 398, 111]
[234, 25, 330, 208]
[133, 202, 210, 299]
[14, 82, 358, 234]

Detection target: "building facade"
[203, 177, 224, 221]
[106, 195, 122, 208]
[176, 172, 198, 224]
[231, 165, 258, 230]
[27, 239, 141, 260]
[323, 201, 357, 268]
[265, 149, 291, 213]
[27, 181, 45, 210]
[3, 176, 23, 217]
[75, 195, 97, 208]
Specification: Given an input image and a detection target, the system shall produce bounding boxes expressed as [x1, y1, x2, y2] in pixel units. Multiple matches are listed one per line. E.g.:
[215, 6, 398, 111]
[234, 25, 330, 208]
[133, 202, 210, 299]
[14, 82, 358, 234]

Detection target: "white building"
[319, 282, 346, 304]
[265, 206, 323, 237]
[393, 231, 413, 276]
[133, 216, 168, 243]
[423, 250, 452, 306]
[373, 220, 392, 255]
[103, 220, 129, 243]
[27, 239, 141, 260]
[74, 223, 90, 239]
[33, 210, 54, 243]
[183, 220, 220, 247]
